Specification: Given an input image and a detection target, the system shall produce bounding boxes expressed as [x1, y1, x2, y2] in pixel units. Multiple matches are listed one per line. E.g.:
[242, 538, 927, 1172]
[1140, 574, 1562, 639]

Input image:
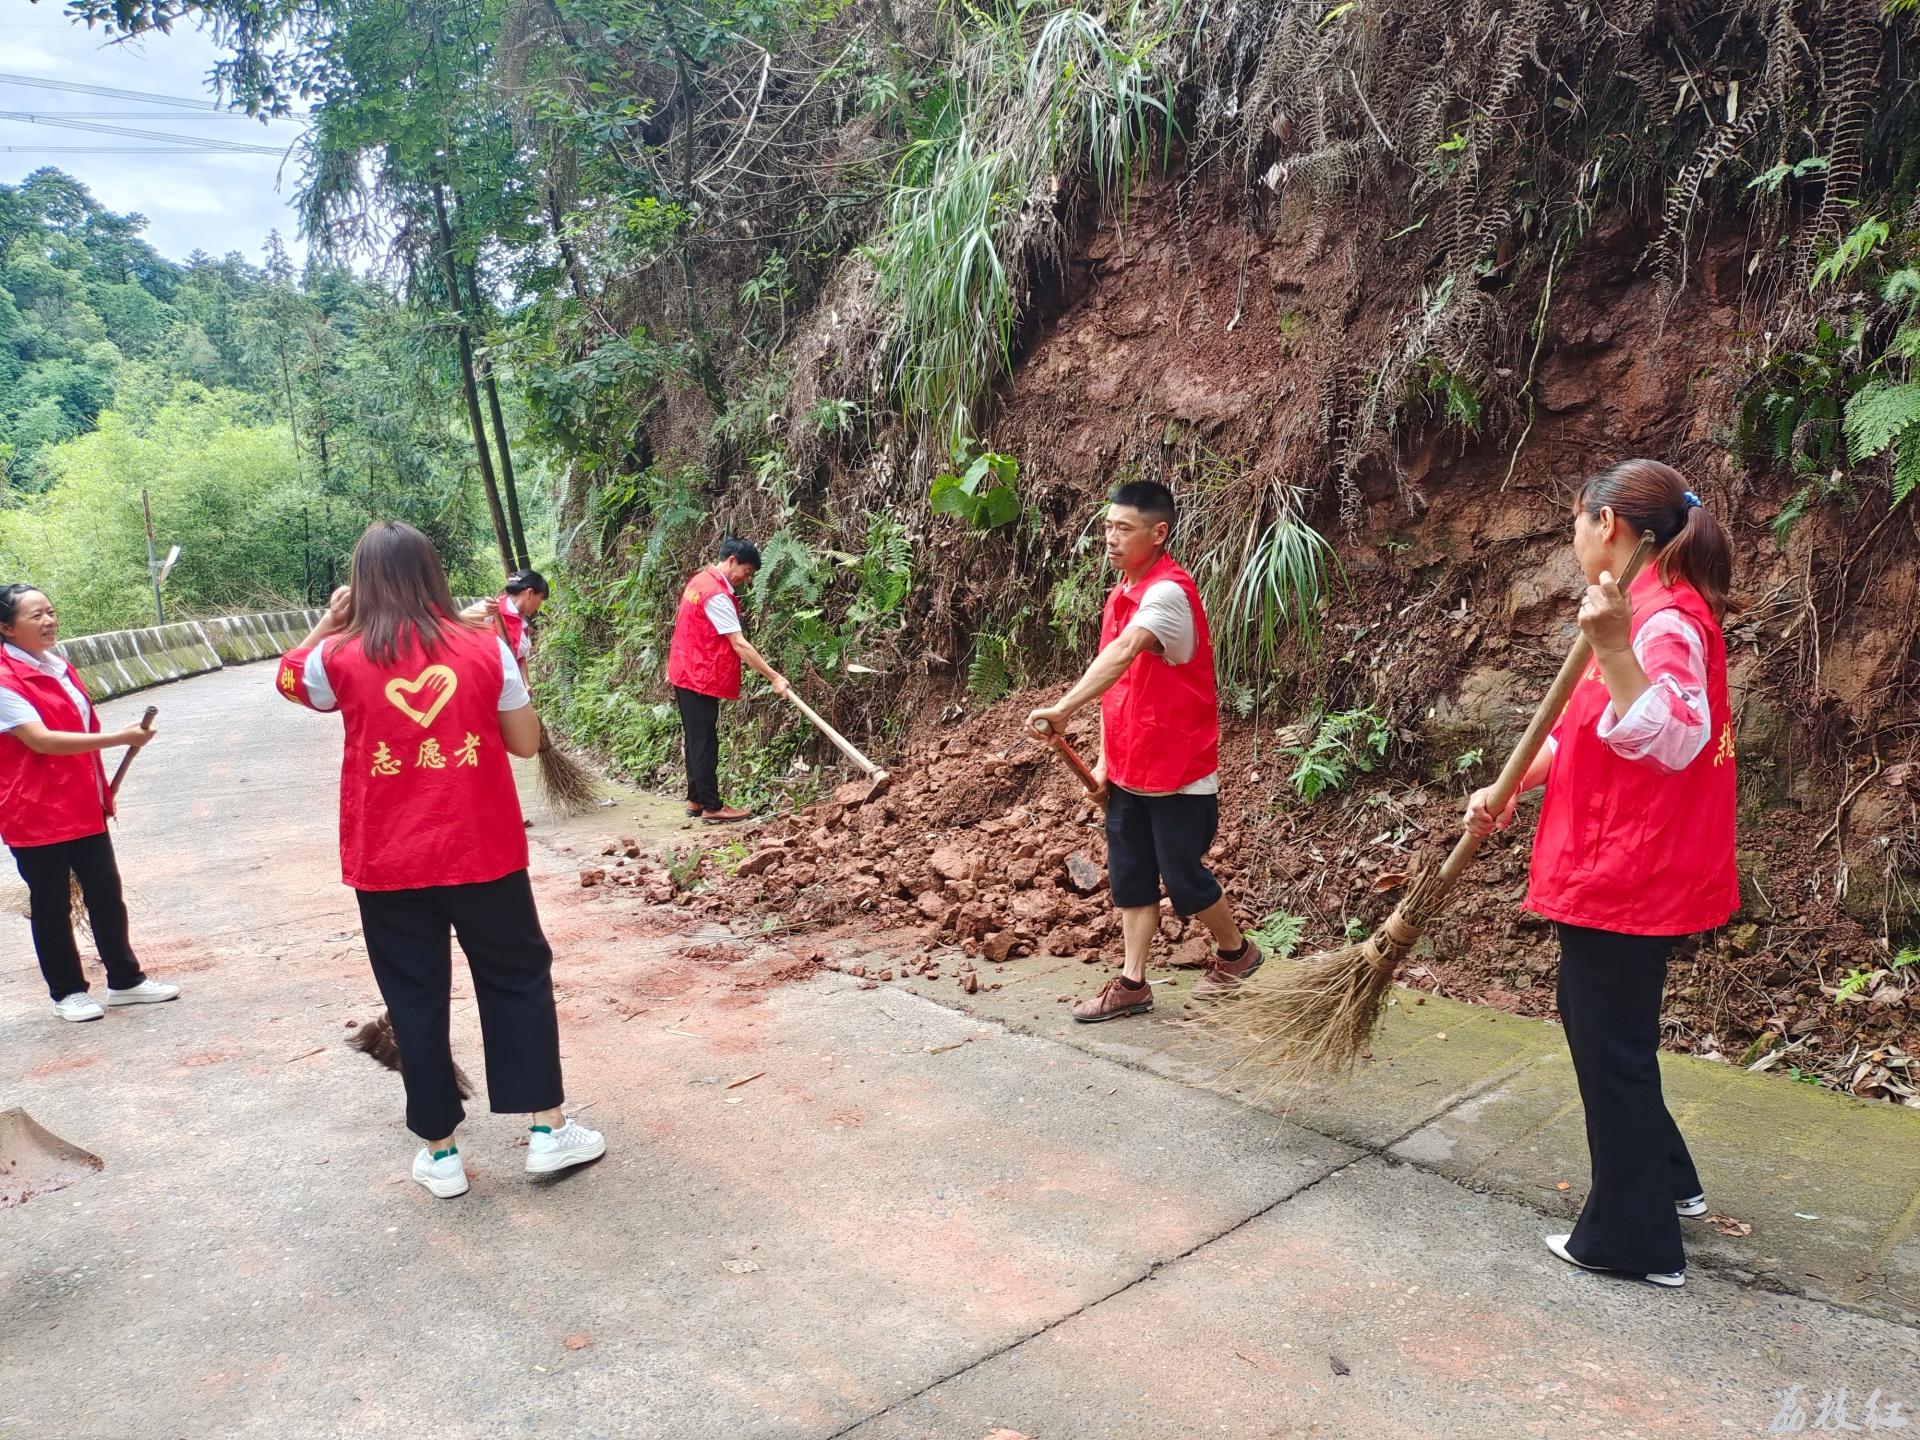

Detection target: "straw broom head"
[536, 730, 599, 815]
[1198, 902, 1428, 1087]
[346, 1010, 474, 1099]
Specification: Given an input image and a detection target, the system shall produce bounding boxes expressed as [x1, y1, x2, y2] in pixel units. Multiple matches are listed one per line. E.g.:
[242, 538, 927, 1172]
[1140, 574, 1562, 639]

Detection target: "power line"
[0, 112, 287, 155]
[0, 71, 217, 110]
[9, 111, 307, 122]
[0, 145, 277, 154]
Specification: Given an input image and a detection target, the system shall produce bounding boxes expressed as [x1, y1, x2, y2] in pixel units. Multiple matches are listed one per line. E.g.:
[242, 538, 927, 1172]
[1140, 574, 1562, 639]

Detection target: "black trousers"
[355, 870, 564, 1141]
[1557, 922, 1701, 1275]
[674, 685, 723, 812]
[11, 830, 145, 1000]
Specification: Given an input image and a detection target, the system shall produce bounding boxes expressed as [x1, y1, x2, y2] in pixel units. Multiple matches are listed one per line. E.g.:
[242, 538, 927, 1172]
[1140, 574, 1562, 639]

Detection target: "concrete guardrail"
[62, 599, 490, 701]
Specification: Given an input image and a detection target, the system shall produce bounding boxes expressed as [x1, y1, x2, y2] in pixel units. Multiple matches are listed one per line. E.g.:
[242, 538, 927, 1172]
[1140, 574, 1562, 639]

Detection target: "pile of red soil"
[686, 692, 1256, 966]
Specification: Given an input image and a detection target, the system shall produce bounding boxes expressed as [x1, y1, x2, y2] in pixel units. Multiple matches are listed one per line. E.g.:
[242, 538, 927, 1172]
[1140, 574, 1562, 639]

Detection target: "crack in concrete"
[816, 1000, 1527, 1440]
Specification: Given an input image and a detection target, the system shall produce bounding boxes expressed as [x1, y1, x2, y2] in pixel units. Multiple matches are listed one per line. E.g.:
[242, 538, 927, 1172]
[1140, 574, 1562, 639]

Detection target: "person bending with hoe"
[667, 538, 789, 823]
[1466, 458, 1738, 1289]
[1027, 480, 1261, 1021]
[275, 522, 605, 1199]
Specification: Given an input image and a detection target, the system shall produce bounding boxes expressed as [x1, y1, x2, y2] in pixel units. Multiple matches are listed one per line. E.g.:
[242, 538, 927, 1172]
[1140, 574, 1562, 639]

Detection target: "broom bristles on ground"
[1198, 905, 1427, 1088]
[536, 731, 599, 815]
[346, 1010, 475, 1099]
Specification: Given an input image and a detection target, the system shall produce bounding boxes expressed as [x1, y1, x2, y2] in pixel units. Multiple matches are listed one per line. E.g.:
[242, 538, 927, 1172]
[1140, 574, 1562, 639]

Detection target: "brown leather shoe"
[1191, 940, 1265, 998]
[700, 805, 753, 824]
[1072, 976, 1153, 1023]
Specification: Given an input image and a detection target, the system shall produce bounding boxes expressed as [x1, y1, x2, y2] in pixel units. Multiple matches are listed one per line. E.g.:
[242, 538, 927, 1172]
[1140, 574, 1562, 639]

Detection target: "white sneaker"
[53, 993, 104, 1023]
[1545, 1233, 1685, 1288]
[525, 1119, 605, 1175]
[1676, 1193, 1707, 1218]
[411, 1147, 470, 1199]
[106, 979, 180, 1006]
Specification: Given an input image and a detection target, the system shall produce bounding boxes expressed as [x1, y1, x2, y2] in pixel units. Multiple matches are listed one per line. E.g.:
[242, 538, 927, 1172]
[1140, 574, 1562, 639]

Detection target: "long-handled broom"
[1206, 532, 1657, 1083]
[490, 612, 599, 816]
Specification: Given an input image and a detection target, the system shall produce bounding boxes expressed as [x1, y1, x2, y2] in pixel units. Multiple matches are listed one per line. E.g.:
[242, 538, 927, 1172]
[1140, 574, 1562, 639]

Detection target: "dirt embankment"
[671, 182, 1919, 1100]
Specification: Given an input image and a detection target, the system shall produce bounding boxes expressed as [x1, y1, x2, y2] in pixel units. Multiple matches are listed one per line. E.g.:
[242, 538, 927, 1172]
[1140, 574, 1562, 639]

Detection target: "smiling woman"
[0, 581, 179, 1021]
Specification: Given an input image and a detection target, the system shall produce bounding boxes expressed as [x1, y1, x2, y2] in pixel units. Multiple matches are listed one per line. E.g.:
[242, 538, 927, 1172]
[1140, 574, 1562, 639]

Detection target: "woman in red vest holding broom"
[1468, 458, 1737, 1288]
[276, 523, 605, 1199]
[0, 583, 178, 1022]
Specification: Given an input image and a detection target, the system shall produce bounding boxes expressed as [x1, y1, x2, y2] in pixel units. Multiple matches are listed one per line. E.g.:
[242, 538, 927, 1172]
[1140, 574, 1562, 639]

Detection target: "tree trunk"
[277, 344, 302, 460]
[431, 183, 514, 574]
[462, 258, 531, 571]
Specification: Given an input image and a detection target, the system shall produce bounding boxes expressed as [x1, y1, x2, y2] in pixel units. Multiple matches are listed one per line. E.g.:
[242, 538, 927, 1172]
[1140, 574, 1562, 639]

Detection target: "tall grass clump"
[871, 1, 1183, 454]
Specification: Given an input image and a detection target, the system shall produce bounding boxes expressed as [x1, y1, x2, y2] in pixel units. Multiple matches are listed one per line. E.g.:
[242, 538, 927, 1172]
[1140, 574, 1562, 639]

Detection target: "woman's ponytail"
[1577, 459, 1735, 620]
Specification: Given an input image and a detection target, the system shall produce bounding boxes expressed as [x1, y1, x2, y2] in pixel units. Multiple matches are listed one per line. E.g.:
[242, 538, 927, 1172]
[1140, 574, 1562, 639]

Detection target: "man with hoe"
[1028, 480, 1262, 1019]
[669, 538, 790, 823]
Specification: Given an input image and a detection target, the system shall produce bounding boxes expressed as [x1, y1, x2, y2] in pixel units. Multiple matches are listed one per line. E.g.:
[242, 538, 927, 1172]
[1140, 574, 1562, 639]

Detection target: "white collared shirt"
[0, 642, 90, 732]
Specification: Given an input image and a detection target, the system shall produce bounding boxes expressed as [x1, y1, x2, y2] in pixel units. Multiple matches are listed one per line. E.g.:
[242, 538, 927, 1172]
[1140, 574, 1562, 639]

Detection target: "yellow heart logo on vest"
[384, 665, 458, 727]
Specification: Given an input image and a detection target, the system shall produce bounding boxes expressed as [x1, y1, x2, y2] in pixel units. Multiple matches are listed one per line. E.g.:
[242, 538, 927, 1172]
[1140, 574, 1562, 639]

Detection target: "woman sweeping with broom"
[1466, 458, 1737, 1289]
[464, 569, 598, 814]
[276, 523, 605, 1199]
[0, 583, 178, 1022]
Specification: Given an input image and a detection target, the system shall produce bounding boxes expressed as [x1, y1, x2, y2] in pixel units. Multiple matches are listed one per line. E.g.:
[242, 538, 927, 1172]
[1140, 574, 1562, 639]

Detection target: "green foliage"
[1225, 509, 1333, 677]
[1247, 910, 1307, 960]
[1810, 215, 1890, 294]
[1748, 155, 1829, 194]
[930, 448, 1020, 530]
[967, 624, 1024, 702]
[1286, 707, 1392, 802]
[1424, 359, 1482, 431]
[1843, 381, 1920, 503]
[871, 2, 1177, 446]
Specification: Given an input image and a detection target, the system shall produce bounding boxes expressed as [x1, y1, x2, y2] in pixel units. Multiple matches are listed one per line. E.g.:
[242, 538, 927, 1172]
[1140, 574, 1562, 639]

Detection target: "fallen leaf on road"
[1707, 1214, 1753, 1237]
[563, 1334, 593, 1351]
[722, 1258, 761, 1274]
[1330, 1355, 1351, 1376]
[1555, 1181, 1571, 1192]
[983, 1431, 1035, 1440]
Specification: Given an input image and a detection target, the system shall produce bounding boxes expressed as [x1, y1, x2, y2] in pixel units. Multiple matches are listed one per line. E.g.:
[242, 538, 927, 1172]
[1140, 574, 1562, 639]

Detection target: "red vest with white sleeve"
[276, 619, 528, 891]
[496, 594, 529, 662]
[1099, 552, 1219, 793]
[0, 650, 111, 847]
[666, 567, 743, 700]
[1526, 571, 1739, 936]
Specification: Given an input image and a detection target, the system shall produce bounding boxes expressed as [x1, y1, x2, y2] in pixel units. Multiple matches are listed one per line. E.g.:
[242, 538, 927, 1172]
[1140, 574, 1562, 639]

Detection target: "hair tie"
[1682, 490, 1703, 510]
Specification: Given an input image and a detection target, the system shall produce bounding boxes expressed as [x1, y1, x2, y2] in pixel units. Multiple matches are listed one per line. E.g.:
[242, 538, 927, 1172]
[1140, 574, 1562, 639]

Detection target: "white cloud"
[5, 44, 70, 76]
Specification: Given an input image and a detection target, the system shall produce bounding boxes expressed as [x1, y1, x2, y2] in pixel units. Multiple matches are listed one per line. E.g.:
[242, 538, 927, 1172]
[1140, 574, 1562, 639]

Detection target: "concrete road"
[3, 665, 1917, 1439]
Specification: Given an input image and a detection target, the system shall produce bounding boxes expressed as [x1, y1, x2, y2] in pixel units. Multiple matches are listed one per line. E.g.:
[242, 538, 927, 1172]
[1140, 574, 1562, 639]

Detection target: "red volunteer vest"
[1099, 552, 1219, 793]
[496, 595, 529, 662]
[0, 649, 111, 848]
[666, 567, 743, 700]
[1526, 571, 1739, 936]
[277, 620, 528, 891]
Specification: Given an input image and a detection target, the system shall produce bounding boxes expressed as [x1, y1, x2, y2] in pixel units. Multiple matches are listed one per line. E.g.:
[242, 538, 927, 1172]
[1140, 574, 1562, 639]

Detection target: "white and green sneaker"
[526, 1119, 605, 1175]
[412, 1146, 469, 1199]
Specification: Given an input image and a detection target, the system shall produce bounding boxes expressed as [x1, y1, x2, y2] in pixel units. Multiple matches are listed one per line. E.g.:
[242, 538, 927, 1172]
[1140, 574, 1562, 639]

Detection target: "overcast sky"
[1, 4, 310, 268]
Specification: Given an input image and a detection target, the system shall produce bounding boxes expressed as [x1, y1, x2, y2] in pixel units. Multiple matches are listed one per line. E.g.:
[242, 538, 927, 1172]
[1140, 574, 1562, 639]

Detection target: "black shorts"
[1105, 785, 1222, 915]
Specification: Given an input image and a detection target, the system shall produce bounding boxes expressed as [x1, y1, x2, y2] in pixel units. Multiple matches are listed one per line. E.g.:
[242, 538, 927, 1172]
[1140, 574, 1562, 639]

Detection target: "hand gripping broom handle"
[108, 706, 157, 800]
[783, 688, 886, 781]
[1404, 531, 1657, 919]
[1029, 718, 1104, 798]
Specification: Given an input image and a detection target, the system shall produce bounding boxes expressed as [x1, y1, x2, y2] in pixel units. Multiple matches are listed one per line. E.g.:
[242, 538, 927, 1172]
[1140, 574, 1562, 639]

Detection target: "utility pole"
[141, 488, 165, 625]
